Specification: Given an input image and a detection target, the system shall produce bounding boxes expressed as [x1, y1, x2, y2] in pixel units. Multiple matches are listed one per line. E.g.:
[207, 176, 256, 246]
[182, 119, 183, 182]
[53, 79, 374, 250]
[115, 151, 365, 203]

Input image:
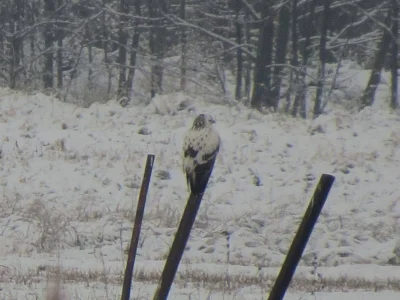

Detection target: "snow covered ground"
[0, 86, 400, 299]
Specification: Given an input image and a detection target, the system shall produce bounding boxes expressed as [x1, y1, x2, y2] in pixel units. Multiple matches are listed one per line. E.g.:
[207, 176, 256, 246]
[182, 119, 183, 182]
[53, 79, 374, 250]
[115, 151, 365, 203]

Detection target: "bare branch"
[239, 0, 260, 21]
[162, 13, 256, 61]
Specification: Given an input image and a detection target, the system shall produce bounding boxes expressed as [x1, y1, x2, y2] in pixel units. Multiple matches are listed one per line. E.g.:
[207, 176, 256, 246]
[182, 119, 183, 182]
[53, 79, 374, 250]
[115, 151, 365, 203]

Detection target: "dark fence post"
[120, 154, 155, 300]
[152, 192, 206, 300]
[267, 173, 335, 300]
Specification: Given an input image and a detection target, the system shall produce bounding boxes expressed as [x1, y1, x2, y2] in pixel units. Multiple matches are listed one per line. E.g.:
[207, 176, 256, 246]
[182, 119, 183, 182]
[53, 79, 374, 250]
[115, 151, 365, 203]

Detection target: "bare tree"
[391, 0, 398, 110]
[313, 0, 331, 118]
[179, 0, 187, 91]
[0, 0, 393, 116]
[233, 0, 243, 100]
[86, 22, 93, 88]
[117, 0, 130, 100]
[243, 8, 252, 101]
[251, 0, 275, 109]
[100, 0, 113, 98]
[43, 0, 56, 90]
[124, 0, 142, 102]
[8, 0, 24, 89]
[55, 0, 65, 90]
[285, 0, 298, 112]
[292, 0, 316, 118]
[149, 0, 168, 98]
[271, 1, 290, 110]
[360, 9, 391, 110]
[26, 0, 39, 89]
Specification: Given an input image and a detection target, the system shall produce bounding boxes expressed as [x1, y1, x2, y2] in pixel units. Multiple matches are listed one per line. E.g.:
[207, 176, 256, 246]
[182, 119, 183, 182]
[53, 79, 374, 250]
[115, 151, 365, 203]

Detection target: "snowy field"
[0, 85, 400, 299]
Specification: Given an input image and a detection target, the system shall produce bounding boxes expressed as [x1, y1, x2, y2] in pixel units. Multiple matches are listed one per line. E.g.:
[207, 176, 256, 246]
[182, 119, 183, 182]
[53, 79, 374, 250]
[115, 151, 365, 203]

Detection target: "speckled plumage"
[182, 114, 220, 194]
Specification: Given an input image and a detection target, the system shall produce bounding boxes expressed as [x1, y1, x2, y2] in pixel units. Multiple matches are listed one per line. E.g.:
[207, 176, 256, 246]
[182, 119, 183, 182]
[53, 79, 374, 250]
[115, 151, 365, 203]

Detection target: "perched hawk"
[183, 114, 221, 194]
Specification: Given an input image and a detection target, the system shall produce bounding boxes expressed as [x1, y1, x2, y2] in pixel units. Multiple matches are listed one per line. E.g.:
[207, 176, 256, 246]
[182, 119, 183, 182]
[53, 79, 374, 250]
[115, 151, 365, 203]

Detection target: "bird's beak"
[210, 119, 216, 124]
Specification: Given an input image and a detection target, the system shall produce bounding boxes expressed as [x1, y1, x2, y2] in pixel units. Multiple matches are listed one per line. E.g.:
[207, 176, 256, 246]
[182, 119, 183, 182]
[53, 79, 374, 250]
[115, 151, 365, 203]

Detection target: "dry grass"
[2, 264, 400, 297]
[45, 266, 66, 300]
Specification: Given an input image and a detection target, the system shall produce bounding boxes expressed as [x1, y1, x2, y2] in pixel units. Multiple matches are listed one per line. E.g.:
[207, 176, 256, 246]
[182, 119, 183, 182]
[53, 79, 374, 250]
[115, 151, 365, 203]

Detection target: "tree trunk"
[88, 42, 93, 86]
[292, 0, 316, 118]
[9, 1, 23, 89]
[126, 0, 142, 100]
[271, 3, 290, 110]
[0, 3, 5, 69]
[285, 0, 298, 113]
[360, 10, 392, 110]
[156, 0, 168, 95]
[179, 0, 187, 91]
[233, 0, 243, 100]
[313, 0, 331, 118]
[149, 0, 157, 98]
[250, 0, 275, 109]
[101, 0, 112, 99]
[56, 37, 63, 90]
[391, 0, 398, 110]
[244, 9, 251, 102]
[56, 0, 64, 90]
[149, 0, 167, 98]
[117, 0, 130, 100]
[16, 2, 24, 88]
[8, 13, 17, 89]
[43, 0, 55, 90]
[29, 0, 37, 89]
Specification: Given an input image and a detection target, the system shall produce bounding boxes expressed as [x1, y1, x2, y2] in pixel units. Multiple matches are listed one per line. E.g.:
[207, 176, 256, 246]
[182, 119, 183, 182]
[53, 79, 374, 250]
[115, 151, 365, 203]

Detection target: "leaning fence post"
[267, 173, 335, 300]
[152, 191, 209, 300]
[120, 154, 155, 300]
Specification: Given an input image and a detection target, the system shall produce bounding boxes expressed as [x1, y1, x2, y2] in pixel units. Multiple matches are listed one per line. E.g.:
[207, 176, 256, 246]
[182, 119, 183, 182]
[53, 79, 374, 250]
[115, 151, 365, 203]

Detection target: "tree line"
[0, 0, 398, 117]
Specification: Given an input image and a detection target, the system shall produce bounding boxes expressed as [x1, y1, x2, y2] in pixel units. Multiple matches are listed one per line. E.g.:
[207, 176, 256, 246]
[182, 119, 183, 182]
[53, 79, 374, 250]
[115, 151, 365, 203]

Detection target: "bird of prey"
[183, 114, 221, 194]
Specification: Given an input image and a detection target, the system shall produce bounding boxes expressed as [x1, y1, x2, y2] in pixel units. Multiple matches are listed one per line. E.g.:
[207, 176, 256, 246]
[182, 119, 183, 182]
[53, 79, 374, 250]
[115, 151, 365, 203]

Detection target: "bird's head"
[192, 114, 216, 130]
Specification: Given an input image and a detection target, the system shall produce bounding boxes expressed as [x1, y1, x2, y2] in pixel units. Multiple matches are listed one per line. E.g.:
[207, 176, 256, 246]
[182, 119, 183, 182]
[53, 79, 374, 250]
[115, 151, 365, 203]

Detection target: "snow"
[0, 86, 400, 299]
